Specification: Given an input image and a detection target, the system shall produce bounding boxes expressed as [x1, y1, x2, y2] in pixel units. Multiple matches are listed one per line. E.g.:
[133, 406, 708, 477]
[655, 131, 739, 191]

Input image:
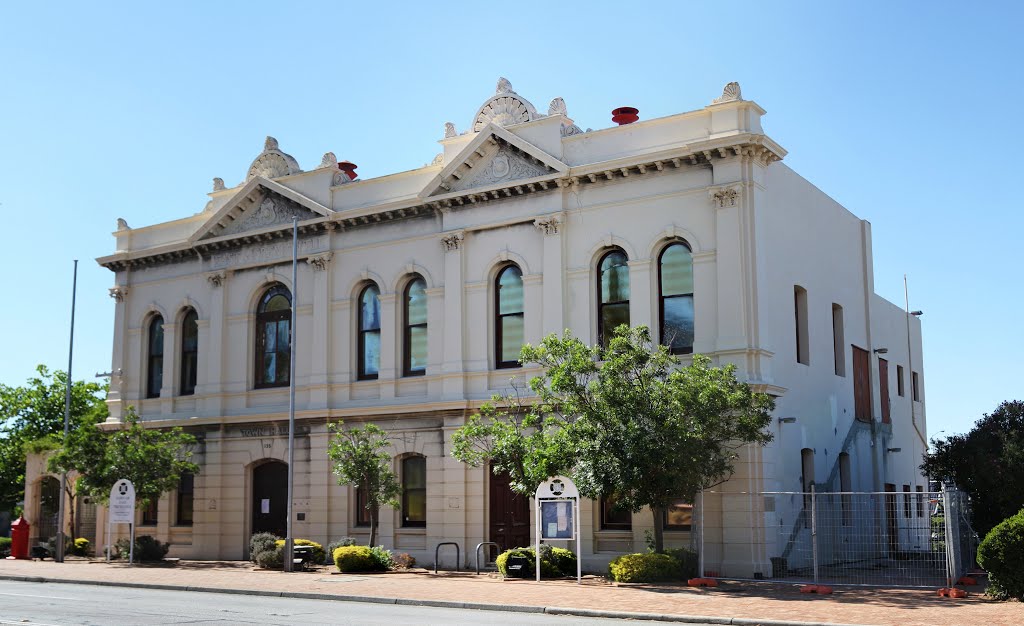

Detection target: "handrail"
[475, 541, 500, 574]
[433, 542, 460, 574]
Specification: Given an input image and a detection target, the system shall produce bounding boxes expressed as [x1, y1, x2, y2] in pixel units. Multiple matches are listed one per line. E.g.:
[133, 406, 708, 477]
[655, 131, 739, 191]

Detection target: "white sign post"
[107, 479, 136, 564]
[534, 476, 581, 584]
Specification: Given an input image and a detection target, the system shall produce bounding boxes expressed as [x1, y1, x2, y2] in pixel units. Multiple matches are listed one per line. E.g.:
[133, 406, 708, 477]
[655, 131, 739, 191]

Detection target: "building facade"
[26, 79, 927, 573]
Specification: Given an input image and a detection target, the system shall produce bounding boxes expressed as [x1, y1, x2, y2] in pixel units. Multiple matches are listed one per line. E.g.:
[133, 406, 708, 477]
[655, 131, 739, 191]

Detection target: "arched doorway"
[37, 476, 60, 542]
[251, 461, 287, 538]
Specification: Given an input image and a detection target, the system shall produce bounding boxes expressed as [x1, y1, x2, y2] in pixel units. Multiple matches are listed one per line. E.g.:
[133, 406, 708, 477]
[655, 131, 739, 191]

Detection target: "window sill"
[595, 529, 633, 536]
[396, 527, 426, 534]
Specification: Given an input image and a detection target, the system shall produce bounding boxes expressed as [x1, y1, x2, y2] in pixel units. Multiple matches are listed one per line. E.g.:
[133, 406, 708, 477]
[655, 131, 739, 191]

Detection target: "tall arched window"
[255, 284, 291, 388]
[495, 264, 524, 368]
[180, 309, 198, 395]
[658, 242, 694, 354]
[403, 277, 427, 376]
[597, 249, 630, 347]
[146, 315, 164, 398]
[357, 284, 381, 380]
[401, 455, 426, 527]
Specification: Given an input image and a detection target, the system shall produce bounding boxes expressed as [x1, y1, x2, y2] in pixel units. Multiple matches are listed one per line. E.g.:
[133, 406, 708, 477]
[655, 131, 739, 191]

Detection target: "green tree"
[452, 326, 775, 552]
[50, 407, 199, 511]
[922, 400, 1024, 536]
[0, 365, 107, 512]
[327, 421, 400, 547]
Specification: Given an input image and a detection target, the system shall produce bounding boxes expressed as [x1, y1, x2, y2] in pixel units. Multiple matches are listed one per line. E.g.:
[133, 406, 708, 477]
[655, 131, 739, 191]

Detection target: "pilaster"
[534, 215, 564, 336]
[204, 271, 228, 415]
[441, 231, 466, 399]
[307, 253, 332, 408]
[107, 285, 129, 422]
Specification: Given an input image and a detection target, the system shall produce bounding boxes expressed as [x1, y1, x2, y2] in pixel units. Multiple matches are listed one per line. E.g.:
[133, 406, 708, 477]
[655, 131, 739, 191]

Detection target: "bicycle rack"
[433, 542, 460, 574]
[475, 541, 500, 575]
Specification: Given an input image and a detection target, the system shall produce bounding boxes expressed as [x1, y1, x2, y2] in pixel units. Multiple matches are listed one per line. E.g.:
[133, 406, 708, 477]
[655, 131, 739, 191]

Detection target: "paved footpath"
[1, 559, 1020, 626]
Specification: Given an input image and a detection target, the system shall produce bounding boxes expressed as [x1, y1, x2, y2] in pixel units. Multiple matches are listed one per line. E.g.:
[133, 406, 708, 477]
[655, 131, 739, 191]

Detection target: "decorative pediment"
[190, 176, 332, 243]
[420, 124, 567, 200]
[471, 77, 539, 132]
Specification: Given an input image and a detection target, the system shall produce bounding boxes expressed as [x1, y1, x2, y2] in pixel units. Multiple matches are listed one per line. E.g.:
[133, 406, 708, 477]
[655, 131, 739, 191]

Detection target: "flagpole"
[56, 259, 78, 563]
[284, 218, 297, 572]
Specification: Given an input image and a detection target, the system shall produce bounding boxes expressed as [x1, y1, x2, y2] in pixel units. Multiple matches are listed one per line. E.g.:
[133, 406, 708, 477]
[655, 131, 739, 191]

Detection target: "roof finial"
[212, 177, 225, 191]
[496, 77, 514, 94]
[712, 82, 742, 104]
[264, 136, 279, 151]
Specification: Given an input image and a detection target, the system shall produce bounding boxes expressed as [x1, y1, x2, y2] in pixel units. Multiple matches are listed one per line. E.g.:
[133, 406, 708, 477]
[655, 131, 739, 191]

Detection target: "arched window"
[658, 242, 694, 354]
[401, 455, 426, 528]
[495, 264, 524, 368]
[180, 309, 198, 395]
[146, 315, 164, 398]
[597, 249, 630, 348]
[357, 284, 381, 380]
[255, 284, 291, 388]
[403, 277, 427, 376]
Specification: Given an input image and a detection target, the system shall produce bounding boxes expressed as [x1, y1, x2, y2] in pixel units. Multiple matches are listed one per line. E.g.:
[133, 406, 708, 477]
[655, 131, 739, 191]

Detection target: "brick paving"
[1, 558, 1020, 626]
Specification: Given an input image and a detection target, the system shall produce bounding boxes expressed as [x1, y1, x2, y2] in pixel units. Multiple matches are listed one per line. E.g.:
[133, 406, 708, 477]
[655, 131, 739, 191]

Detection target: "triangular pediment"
[191, 177, 332, 243]
[420, 124, 568, 200]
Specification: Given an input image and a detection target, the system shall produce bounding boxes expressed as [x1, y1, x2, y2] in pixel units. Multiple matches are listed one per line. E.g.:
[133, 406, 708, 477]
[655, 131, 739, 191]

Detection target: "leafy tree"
[49, 407, 199, 511]
[452, 326, 775, 551]
[922, 400, 1024, 536]
[327, 421, 400, 547]
[0, 365, 107, 512]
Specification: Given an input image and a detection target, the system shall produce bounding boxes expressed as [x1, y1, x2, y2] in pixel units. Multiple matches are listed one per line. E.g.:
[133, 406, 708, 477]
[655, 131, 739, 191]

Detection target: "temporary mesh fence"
[697, 487, 977, 588]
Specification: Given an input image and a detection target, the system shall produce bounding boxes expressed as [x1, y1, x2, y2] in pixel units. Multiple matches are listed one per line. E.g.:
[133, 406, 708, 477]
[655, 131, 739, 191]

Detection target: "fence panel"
[698, 488, 974, 588]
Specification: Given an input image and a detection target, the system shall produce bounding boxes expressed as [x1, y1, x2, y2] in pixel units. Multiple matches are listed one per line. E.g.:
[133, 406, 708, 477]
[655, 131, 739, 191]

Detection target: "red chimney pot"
[612, 107, 640, 125]
[337, 161, 358, 181]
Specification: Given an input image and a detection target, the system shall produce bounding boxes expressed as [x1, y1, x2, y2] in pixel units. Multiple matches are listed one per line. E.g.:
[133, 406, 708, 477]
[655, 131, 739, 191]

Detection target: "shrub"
[115, 535, 170, 562]
[334, 545, 386, 572]
[663, 547, 699, 579]
[256, 547, 283, 570]
[72, 537, 91, 556]
[249, 532, 280, 563]
[393, 552, 416, 569]
[0, 537, 11, 557]
[273, 538, 326, 565]
[369, 545, 394, 571]
[608, 552, 682, 583]
[325, 537, 357, 564]
[978, 508, 1024, 600]
[495, 547, 571, 578]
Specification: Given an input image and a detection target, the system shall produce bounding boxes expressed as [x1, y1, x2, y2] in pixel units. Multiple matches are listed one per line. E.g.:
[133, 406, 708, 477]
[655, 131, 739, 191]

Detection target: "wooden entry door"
[252, 461, 288, 538]
[884, 483, 899, 557]
[489, 469, 530, 552]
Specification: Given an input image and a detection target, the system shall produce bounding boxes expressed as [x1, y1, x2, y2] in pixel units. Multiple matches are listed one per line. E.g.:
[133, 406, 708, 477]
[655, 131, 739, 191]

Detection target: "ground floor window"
[664, 499, 693, 531]
[600, 496, 632, 530]
[141, 499, 158, 526]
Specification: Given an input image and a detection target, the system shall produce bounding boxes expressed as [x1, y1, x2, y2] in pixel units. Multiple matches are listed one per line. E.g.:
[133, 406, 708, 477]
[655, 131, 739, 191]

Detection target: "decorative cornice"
[108, 286, 127, 302]
[440, 231, 465, 252]
[206, 271, 227, 287]
[306, 252, 333, 271]
[534, 216, 561, 235]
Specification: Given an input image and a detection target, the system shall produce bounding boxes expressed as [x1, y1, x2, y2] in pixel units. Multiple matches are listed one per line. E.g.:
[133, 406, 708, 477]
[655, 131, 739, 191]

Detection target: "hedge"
[978, 507, 1024, 599]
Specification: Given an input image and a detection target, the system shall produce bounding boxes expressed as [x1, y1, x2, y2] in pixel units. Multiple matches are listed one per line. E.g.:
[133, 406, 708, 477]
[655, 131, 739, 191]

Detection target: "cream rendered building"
[28, 79, 928, 574]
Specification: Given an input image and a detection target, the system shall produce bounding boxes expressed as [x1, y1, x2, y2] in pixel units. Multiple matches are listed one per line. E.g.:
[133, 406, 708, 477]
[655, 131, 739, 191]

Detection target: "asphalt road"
[0, 580, 705, 625]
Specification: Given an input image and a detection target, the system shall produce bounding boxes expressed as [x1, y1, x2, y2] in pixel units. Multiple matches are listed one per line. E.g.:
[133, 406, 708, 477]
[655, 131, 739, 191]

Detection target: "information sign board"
[108, 479, 136, 524]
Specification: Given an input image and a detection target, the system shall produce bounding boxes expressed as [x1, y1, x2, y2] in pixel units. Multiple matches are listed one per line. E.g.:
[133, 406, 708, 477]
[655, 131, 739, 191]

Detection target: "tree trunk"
[369, 503, 379, 547]
[652, 505, 666, 553]
[63, 485, 75, 542]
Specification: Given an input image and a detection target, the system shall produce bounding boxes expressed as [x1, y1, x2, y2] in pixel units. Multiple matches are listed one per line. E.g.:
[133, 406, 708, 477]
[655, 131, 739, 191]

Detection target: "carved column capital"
[108, 286, 128, 302]
[440, 231, 465, 252]
[306, 252, 333, 271]
[206, 271, 228, 287]
[534, 215, 562, 235]
[709, 185, 741, 209]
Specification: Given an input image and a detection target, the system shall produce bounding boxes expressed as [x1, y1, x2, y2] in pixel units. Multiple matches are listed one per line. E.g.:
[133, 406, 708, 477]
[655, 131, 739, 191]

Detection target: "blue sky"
[2, 1, 1021, 439]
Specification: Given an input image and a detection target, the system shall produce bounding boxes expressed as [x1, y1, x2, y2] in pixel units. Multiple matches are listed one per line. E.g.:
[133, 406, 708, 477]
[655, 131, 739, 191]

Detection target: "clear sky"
[2, 2, 1021, 440]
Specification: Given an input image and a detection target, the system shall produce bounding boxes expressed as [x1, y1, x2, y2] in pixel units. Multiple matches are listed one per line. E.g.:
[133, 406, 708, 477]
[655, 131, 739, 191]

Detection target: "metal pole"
[56, 260, 78, 563]
[942, 487, 953, 586]
[284, 217, 298, 572]
[698, 490, 705, 578]
[811, 484, 818, 584]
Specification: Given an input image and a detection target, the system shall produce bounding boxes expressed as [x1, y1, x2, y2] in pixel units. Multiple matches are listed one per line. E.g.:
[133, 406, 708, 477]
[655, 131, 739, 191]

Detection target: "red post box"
[8, 517, 30, 560]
